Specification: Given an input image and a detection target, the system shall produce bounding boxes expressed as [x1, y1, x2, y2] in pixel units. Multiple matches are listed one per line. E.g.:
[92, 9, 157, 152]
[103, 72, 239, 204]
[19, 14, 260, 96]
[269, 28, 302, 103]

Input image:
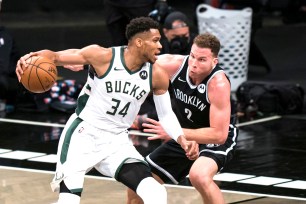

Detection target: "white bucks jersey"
[76, 46, 152, 133]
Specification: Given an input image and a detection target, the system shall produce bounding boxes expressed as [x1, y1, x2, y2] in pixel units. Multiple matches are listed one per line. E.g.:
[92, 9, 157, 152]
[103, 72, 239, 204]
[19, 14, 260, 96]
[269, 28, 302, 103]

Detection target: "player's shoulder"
[155, 54, 186, 77]
[209, 71, 230, 91]
[84, 44, 113, 61]
[156, 54, 185, 65]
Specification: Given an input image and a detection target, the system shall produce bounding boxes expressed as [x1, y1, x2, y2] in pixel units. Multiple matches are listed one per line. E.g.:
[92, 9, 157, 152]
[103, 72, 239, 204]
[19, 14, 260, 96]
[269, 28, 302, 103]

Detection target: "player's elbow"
[216, 132, 227, 144]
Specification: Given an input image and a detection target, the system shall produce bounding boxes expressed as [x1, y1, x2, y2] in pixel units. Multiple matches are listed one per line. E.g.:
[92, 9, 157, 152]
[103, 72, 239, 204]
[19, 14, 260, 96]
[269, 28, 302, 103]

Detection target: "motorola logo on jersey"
[139, 70, 148, 80]
[197, 84, 206, 94]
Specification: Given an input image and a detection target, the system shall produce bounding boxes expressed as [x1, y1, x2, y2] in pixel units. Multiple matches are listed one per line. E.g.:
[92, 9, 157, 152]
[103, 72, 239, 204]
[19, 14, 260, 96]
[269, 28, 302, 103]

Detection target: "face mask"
[169, 36, 189, 54]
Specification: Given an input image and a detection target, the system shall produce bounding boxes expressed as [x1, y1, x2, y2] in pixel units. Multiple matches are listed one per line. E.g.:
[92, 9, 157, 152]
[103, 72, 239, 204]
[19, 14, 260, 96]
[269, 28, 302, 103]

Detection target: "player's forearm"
[34, 50, 57, 62]
[183, 127, 227, 144]
[153, 91, 184, 142]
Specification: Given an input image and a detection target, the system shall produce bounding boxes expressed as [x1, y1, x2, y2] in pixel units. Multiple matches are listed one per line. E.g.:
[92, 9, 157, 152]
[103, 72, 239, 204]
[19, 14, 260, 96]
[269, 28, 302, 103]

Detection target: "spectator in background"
[0, 0, 20, 113]
[103, 0, 169, 46]
[160, 11, 197, 55]
[0, 25, 20, 113]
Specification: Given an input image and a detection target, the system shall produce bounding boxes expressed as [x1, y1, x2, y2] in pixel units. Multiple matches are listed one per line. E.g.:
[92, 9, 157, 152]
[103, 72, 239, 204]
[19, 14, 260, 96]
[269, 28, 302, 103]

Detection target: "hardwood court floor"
[0, 111, 306, 203]
[1, 166, 305, 204]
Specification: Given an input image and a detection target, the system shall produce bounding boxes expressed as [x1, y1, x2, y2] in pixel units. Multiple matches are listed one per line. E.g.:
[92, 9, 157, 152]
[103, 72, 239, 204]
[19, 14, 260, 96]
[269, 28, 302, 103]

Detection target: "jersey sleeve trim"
[97, 47, 115, 79]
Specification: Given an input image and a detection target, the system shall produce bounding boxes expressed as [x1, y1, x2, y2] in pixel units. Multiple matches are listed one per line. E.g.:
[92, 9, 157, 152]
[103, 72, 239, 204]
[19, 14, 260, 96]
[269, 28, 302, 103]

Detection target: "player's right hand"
[177, 135, 190, 152]
[16, 52, 37, 81]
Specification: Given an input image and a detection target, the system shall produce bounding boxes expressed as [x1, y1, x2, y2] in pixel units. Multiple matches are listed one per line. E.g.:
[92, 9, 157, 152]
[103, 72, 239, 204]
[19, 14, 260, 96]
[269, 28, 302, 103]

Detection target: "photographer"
[160, 11, 197, 55]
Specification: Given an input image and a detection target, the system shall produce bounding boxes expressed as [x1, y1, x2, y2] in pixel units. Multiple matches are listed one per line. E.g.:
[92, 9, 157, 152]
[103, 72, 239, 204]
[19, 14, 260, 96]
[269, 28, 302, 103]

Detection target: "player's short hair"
[193, 33, 221, 57]
[125, 17, 160, 41]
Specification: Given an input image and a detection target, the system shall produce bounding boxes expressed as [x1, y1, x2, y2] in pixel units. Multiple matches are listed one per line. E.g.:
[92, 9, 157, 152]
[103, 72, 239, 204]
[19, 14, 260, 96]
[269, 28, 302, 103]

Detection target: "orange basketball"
[20, 56, 57, 93]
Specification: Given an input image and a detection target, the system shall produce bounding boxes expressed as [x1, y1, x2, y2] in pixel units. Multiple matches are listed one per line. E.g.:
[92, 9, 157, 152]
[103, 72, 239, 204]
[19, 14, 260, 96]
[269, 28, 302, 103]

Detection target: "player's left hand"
[186, 141, 199, 160]
[143, 118, 172, 141]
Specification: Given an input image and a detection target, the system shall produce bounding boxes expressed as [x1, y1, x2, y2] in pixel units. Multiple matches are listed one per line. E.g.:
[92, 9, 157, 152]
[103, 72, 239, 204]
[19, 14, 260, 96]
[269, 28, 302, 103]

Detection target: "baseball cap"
[164, 11, 189, 29]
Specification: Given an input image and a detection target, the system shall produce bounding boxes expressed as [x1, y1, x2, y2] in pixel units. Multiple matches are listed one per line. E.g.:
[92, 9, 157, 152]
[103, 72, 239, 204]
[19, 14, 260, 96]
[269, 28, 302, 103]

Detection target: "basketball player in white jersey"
[127, 33, 238, 204]
[16, 17, 195, 204]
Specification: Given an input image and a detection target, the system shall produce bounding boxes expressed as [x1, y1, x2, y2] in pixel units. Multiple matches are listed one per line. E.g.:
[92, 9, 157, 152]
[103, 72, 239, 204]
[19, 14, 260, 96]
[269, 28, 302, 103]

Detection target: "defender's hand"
[143, 118, 172, 141]
[177, 135, 190, 152]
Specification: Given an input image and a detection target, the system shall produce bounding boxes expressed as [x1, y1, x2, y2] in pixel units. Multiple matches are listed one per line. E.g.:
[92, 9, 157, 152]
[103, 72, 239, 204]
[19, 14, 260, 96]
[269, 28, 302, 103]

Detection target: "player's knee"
[117, 162, 152, 192]
[117, 163, 166, 203]
[136, 177, 167, 204]
[189, 169, 212, 189]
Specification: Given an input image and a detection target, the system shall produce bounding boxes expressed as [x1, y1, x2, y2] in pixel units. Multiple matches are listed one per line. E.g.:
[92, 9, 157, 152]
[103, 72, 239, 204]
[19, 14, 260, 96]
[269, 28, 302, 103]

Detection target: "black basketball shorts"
[146, 125, 238, 184]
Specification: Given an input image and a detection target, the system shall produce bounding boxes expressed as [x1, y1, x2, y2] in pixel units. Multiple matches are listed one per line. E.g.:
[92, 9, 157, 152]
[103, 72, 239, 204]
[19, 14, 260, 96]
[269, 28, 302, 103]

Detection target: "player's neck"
[124, 47, 145, 71]
[189, 76, 203, 86]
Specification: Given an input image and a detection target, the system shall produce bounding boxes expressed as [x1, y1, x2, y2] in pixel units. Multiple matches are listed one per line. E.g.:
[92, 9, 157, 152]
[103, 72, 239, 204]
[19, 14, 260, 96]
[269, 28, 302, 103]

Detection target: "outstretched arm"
[156, 54, 185, 79]
[16, 45, 111, 81]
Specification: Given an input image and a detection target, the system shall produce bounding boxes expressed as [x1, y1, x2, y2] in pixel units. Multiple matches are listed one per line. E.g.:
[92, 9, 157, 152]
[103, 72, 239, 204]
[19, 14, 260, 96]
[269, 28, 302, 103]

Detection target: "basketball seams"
[35, 65, 47, 92]
[25, 63, 33, 91]
[21, 56, 57, 93]
[28, 63, 57, 81]
[25, 56, 41, 91]
[37, 67, 56, 92]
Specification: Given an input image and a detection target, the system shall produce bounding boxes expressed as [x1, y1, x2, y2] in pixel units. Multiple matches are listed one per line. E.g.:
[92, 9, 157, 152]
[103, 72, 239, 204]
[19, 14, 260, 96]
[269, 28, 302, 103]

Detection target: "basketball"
[20, 56, 57, 93]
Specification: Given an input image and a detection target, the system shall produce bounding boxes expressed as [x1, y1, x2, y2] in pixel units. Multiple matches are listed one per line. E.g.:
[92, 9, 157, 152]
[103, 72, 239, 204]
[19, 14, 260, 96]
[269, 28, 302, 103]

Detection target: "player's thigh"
[58, 118, 104, 173]
[94, 131, 145, 178]
[146, 140, 194, 184]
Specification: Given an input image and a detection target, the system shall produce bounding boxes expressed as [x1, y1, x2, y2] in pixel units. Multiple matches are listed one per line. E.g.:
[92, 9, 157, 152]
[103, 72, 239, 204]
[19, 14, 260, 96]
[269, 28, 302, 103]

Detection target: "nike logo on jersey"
[178, 77, 186, 82]
[114, 67, 125, 71]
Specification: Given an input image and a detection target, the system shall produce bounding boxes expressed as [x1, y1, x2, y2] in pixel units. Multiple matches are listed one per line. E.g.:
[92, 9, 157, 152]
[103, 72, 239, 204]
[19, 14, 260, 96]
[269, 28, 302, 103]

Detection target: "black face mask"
[169, 36, 189, 54]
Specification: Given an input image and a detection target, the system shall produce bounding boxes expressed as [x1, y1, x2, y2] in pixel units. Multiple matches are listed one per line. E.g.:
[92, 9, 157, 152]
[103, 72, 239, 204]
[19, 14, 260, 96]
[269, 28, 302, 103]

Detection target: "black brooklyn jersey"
[171, 56, 230, 129]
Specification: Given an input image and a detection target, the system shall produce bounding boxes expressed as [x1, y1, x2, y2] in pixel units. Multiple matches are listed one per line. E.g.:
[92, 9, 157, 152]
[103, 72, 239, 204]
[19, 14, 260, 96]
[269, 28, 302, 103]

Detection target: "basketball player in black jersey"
[127, 33, 238, 204]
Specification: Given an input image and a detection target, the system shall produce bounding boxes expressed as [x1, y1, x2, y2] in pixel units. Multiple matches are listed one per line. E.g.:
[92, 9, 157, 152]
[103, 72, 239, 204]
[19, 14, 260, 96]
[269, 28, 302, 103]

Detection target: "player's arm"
[184, 73, 231, 144]
[143, 117, 199, 160]
[16, 45, 111, 80]
[36, 45, 104, 66]
[151, 64, 190, 151]
[156, 54, 185, 78]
